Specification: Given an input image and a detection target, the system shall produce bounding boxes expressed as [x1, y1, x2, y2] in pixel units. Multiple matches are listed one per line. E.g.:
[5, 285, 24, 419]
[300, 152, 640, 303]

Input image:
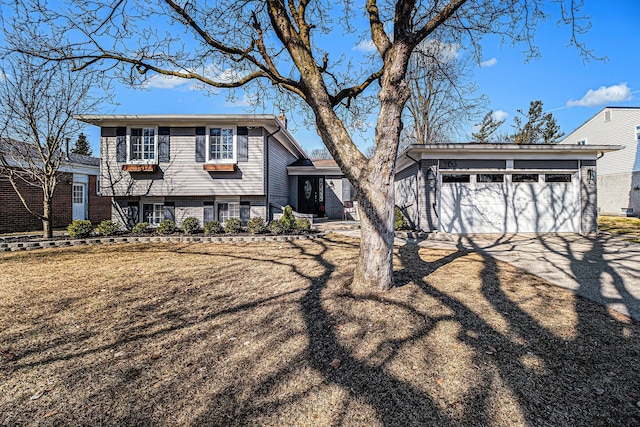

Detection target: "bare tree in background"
[309, 148, 332, 160]
[402, 39, 485, 149]
[0, 53, 101, 238]
[3, 0, 593, 290]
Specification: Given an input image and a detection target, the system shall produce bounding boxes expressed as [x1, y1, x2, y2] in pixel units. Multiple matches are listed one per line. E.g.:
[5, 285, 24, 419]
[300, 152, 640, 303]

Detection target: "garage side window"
[477, 174, 504, 183]
[442, 174, 470, 183]
[512, 174, 539, 183]
[545, 174, 572, 183]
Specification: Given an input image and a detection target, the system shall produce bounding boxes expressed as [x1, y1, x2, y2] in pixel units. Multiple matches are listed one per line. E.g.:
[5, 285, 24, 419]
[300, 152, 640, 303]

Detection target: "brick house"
[0, 153, 111, 234]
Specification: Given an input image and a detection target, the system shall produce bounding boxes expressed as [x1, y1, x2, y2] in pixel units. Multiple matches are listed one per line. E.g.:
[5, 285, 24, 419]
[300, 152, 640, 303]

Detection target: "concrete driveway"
[419, 233, 640, 321]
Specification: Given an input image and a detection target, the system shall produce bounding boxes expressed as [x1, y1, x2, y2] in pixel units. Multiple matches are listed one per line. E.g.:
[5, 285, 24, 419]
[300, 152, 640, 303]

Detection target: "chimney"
[278, 110, 287, 129]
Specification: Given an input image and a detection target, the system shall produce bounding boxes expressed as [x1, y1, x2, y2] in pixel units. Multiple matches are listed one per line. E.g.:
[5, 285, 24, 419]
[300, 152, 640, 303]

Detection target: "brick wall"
[87, 175, 112, 224]
[0, 172, 73, 233]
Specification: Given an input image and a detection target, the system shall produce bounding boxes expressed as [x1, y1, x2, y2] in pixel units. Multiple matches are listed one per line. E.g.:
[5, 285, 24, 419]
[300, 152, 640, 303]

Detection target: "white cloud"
[480, 58, 498, 68]
[493, 110, 509, 121]
[353, 40, 377, 53]
[566, 83, 633, 107]
[224, 93, 256, 107]
[144, 73, 191, 89]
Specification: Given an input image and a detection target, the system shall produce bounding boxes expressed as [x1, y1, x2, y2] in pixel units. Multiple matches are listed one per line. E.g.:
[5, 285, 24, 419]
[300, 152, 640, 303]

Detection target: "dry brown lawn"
[599, 215, 640, 240]
[0, 234, 639, 426]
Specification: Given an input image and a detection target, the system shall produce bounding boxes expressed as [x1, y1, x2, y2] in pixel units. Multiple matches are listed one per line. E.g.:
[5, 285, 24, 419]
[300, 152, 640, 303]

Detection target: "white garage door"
[440, 172, 580, 234]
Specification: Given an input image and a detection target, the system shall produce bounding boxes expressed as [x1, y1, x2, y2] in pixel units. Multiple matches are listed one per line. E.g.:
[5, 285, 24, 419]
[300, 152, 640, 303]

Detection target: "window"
[208, 127, 235, 162]
[636, 125, 640, 143]
[604, 110, 611, 122]
[143, 203, 164, 226]
[96, 175, 101, 196]
[545, 174, 572, 183]
[477, 174, 504, 183]
[129, 127, 157, 163]
[442, 174, 470, 183]
[512, 174, 539, 183]
[72, 184, 84, 204]
[218, 202, 240, 223]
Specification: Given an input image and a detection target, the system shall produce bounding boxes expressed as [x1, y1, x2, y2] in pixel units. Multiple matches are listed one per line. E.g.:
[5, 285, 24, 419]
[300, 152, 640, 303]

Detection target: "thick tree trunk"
[352, 170, 396, 292]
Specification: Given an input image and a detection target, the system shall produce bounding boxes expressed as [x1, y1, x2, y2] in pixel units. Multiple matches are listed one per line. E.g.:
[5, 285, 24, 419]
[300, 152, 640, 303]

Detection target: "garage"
[395, 144, 622, 234]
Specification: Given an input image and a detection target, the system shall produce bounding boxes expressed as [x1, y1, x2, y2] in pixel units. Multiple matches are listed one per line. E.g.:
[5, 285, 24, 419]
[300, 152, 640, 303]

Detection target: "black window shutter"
[237, 126, 248, 162]
[195, 127, 206, 162]
[116, 127, 127, 162]
[158, 127, 170, 162]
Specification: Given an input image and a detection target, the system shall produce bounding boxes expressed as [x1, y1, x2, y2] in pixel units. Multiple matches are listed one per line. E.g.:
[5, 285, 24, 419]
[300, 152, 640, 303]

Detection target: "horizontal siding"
[562, 108, 640, 175]
[268, 136, 297, 204]
[101, 126, 266, 197]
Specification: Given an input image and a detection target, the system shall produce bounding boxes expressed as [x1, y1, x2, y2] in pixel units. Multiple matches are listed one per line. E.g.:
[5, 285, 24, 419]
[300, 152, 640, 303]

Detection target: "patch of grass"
[598, 215, 640, 237]
[0, 235, 638, 426]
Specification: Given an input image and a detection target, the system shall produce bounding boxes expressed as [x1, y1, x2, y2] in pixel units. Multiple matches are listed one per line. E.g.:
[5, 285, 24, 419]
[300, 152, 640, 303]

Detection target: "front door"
[298, 176, 319, 214]
[72, 183, 86, 221]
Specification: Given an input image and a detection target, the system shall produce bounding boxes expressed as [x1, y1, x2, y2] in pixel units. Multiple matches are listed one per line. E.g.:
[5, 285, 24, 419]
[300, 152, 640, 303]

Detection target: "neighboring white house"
[395, 143, 621, 234]
[560, 106, 639, 216]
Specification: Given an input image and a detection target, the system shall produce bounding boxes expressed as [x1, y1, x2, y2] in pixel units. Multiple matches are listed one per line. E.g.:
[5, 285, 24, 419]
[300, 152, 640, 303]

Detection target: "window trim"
[216, 200, 241, 223]
[142, 202, 165, 226]
[206, 125, 237, 164]
[127, 125, 158, 165]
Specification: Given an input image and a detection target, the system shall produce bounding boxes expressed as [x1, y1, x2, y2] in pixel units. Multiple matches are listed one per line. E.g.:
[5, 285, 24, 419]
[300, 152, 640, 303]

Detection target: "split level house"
[76, 114, 355, 229]
[561, 106, 640, 216]
[77, 114, 621, 235]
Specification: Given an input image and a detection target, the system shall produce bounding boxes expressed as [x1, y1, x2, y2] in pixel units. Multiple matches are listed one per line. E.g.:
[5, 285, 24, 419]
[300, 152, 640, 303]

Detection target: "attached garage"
[395, 144, 622, 234]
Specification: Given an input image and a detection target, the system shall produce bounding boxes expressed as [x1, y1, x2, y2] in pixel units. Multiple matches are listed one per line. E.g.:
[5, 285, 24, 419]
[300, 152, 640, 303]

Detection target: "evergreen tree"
[71, 132, 92, 155]
[511, 101, 564, 144]
[472, 111, 505, 143]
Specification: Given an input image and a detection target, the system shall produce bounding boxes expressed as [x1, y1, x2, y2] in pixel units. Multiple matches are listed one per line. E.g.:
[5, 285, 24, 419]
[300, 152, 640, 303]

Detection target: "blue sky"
[80, 1, 639, 156]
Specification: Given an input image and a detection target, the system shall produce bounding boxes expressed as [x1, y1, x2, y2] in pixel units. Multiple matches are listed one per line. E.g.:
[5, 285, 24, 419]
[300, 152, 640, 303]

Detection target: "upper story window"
[208, 127, 235, 162]
[636, 125, 640, 143]
[129, 127, 157, 163]
[577, 139, 587, 145]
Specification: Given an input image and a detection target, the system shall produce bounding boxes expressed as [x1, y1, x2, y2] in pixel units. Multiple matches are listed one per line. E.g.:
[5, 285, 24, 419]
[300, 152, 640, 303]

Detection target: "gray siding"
[101, 125, 266, 197]
[325, 176, 345, 219]
[268, 135, 297, 209]
[580, 162, 598, 233]
[394, 160, 438, 231]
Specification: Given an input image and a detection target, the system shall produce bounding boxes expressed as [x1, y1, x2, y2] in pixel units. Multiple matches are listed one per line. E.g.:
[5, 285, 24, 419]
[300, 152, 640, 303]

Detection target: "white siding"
[561, 108, 640, 175]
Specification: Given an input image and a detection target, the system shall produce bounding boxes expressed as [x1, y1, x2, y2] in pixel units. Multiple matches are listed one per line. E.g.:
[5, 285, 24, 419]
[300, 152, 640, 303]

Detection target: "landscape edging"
[0, 233, 321, 252]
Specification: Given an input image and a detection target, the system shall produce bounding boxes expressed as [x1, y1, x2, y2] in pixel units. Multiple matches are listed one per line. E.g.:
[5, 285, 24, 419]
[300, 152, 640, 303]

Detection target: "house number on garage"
[443, 160, 458, 169]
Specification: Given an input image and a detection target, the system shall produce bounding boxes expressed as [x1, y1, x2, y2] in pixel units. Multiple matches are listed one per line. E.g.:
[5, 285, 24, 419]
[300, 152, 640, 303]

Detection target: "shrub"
[181, 217, 201, 234]
[246, 217, 267, 234]
[132, 222, 150, 234]
[157, 219, 176, 235]
[293, 218, 311, 233]
[67, 220, 93, 238]
[280, 205, 295, 231]
[394, 206, 410, 230]
[224, 217, 242, 234]
[267, 220, 286, 235]
[204, 221, 223, 235]
[96, 220, 121, 236]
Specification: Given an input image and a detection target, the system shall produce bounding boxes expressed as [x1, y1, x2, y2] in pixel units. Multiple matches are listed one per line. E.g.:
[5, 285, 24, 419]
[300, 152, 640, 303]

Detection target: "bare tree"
[4, 0, 592, 290]
[403, 39, 485, 148]
[471, 110, 506, 143]
[511, 100, 564, 144]
[309, 148, 332, 160]
[0, 53, 100, 238]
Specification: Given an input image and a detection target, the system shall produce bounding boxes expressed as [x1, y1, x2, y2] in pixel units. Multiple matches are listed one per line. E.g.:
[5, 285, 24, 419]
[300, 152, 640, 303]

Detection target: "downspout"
[264, 124, 282, 221]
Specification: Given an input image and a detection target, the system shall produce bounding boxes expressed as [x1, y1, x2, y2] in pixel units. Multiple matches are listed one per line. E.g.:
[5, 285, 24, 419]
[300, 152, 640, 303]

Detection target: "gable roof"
[75, 114, 308, 159]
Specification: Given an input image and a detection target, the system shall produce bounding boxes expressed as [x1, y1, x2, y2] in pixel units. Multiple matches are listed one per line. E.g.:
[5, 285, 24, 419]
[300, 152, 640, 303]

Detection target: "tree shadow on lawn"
[1, 236, 639, 426]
